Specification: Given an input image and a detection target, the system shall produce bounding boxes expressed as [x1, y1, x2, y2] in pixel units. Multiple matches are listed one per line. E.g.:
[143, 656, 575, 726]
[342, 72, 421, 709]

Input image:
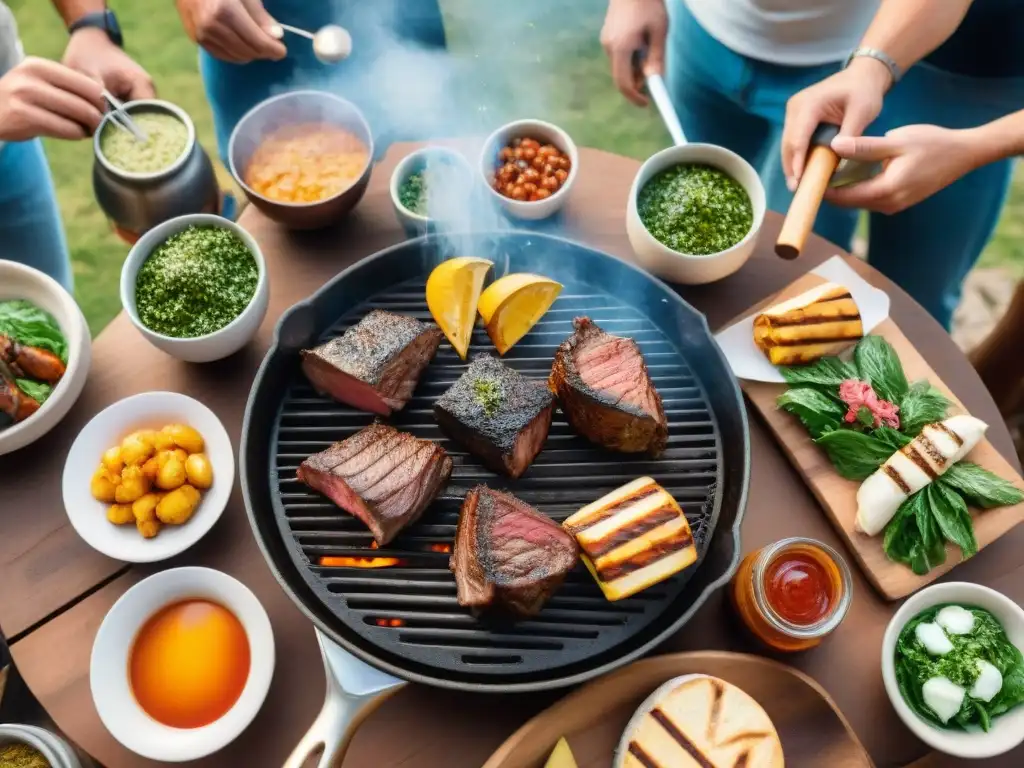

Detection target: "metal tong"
[102, 90, 147, 143]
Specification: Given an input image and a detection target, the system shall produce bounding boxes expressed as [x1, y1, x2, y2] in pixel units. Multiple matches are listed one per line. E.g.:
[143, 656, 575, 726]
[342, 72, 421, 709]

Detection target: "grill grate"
[268, 278, 723, 678]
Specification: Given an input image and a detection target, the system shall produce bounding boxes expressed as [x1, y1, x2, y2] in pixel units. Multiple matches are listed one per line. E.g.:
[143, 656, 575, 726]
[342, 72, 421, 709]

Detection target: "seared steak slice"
[550, 317, 668, 455]
[301, 310, 444, 416]
[450, 486, 578, 617]
[434, 355, 554, 479]
[297, 422, 452, 545]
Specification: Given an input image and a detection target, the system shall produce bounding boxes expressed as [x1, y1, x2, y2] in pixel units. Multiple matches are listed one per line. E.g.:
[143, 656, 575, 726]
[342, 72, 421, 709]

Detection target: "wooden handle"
[775, 145, 840, 260]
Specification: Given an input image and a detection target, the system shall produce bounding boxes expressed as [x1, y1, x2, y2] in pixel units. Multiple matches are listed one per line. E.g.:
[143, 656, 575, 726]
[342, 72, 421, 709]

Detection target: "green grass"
[9, 0, 1022, 335]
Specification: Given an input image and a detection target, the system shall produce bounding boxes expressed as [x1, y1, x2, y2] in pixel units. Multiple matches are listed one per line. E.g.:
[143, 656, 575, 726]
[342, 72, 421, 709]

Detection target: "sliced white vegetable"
[936, 605, 975, 635]
[915, 622, 954, 656]
[970, 660, 1003, 702]
[854, 415, 988, 536]
[922, 677, 966, 724]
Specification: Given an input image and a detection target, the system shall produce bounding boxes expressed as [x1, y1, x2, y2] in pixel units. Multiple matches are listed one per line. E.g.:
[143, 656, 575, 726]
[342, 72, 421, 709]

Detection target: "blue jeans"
[0, 139, 72, 291]
[199, 0, 447, 165]
[666, 2, 1024, 328]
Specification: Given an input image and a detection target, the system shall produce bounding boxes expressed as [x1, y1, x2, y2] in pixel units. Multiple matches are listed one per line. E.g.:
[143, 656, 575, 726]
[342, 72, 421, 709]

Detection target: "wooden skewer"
[775, 144, 839, 260]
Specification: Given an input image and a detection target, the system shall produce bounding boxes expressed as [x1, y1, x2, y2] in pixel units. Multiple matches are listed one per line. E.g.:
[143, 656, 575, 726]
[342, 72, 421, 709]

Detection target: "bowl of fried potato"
[62, 391, 233, 563]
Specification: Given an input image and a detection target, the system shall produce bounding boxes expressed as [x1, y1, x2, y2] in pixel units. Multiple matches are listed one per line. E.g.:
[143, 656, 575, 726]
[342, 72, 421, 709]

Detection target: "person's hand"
[823, 125, 983, 214]
[0, 56, 105, 141]
[175, 0, 286, 64]
[782, 57, 893, 189]
[600, 0, 668, 106]
[63, 28, 156, 100]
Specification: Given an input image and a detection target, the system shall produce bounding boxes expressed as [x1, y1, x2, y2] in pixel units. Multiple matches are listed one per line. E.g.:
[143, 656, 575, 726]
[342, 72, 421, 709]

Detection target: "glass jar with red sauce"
[730, 537, 852, 652]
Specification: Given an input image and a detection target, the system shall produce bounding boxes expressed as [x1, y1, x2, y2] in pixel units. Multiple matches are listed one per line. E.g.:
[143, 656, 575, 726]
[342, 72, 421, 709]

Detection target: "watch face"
[104, 9, 123, 45]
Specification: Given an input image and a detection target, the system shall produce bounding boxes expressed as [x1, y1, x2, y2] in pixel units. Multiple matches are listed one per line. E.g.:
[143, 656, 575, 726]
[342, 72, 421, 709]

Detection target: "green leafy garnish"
[895, 604, 1024, 731]
[884, 492, 946, 575]
[899, 380, 951, 436]
[941, 463, 1024, 509]
[471, 377, 503, 417]
[0, 299, 68, 363]
[776, 388, 843, 439]
[854, 335, 908, 403]
[928, 482, 978, 559]
[814, 429, 896, 480]
[15, 378, 54, 404]
[874, 424, 912, 451]
[779, 356, 858, 389]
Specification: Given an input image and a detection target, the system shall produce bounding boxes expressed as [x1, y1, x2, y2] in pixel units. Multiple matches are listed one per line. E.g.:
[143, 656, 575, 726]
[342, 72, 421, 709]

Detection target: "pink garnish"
[838, 379, 900, 429]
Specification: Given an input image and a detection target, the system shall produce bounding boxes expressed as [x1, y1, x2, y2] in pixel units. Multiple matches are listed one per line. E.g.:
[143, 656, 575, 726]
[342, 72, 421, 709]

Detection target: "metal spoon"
[271, 23, 352, 64]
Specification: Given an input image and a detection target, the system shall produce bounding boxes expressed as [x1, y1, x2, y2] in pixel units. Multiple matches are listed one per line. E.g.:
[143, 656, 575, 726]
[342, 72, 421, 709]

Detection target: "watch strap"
[68, 10, 123, 47]
[844, 47, 902, 86]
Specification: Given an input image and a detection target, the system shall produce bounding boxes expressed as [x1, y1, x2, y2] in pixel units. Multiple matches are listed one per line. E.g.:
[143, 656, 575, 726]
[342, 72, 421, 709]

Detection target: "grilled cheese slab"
[855, 414, 988, 536]
[753, 282, 863, 366]
[563, 477, 697, 601]
[615, 675, 784, 768]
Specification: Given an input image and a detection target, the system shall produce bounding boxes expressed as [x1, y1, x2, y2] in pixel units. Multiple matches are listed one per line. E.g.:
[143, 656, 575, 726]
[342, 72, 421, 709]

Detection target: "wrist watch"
[67, 9, 124, 48]
[844, 47, 902, 87]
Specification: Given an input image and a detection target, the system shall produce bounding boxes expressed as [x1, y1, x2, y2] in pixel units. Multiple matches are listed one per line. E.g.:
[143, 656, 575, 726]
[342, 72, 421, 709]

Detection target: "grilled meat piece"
[301, 310, 444, 416]
[0, 335, 66, 383]
[550, 317, 667, 455]
[434, 355, 554, 478]
[450, 486, 579, 617]
[0, 358, 40, 423]
[297, 422, 453, 545]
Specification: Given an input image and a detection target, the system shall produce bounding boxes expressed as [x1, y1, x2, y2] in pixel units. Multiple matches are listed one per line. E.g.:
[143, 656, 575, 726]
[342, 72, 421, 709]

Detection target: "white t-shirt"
[0, 2, 22, 77]
[682, 0, 881, 66]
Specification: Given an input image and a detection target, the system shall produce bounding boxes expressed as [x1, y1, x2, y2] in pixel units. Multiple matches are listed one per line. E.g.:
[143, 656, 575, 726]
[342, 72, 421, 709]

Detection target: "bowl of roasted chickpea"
[480, 119, 578, 221]
[62, 391, 234, 563]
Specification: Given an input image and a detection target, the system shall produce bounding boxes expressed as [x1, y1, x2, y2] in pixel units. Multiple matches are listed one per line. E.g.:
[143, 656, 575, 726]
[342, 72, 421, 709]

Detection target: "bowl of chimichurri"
[120, 214, 269, 363]
[389, 146, 475, 237]
[626, 144, 765, 285]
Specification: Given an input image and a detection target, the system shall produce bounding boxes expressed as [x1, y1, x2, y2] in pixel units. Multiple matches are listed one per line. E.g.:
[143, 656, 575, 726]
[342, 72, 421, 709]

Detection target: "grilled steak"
[434, 355, 554, 478]
[301, 310, 444, 416]
[550, 317, 668, 455]
[450, 486, 578, 617]
[297, 422, 452, 545]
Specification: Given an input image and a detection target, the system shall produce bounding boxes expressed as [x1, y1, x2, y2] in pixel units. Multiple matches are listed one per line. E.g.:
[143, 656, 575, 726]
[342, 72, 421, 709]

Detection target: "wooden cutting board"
[740, 272, 1024, 600]
[483, 651, 873, 768]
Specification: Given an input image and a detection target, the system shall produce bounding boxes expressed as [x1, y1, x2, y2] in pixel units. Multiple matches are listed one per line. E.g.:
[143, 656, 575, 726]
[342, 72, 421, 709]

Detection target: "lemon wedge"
[425, 257, 494, 360]
[544, 738, 578, 768]
[477, 273, 563, 355]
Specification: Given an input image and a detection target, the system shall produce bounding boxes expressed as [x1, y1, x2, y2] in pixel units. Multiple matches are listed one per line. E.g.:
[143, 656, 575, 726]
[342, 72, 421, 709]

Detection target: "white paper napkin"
[714, 256, 890, 383]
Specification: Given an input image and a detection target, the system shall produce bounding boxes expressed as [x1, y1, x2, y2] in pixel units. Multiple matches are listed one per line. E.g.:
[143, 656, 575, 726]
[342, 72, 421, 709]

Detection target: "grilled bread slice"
[563, 477, 696, 601]
[753, 281, 862, 366]
[616, 675, 784, 768]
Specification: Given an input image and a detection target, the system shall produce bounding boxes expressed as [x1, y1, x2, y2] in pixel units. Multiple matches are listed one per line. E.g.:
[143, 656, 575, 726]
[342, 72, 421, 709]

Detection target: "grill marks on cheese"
[753, 282, 863, 365]
[622, 676, 783, 768]
[563, 477, 696, 600]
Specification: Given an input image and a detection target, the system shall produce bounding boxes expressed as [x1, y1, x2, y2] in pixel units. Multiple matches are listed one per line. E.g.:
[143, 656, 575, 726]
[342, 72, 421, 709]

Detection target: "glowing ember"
[374, 618, 405, 628]
[318, 554, 402, 568]
[426, 542, 452, 554]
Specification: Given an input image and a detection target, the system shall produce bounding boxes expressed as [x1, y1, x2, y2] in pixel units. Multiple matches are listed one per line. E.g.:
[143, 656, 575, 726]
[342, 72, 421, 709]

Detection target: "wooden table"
[2, 145, 1021, 768]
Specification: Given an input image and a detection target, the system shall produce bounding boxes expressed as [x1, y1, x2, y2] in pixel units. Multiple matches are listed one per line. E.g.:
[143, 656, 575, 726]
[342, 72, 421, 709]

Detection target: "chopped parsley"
[398, 171, 429, 216]
[637, 164, 753, 255]
[471, 377, 503, 417]
[135, 225, 258, 338]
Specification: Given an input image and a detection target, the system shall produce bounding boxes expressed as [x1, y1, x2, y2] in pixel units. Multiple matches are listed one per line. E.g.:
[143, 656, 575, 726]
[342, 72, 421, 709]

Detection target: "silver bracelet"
[844, 47, 903, 86]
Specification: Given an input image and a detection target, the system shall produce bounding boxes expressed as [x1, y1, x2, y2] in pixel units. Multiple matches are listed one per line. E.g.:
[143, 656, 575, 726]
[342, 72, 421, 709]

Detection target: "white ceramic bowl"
[90, 567, 274, 762]
[479, 119, 579, 221]
[0, 260, 91, 455]
[881, 582, 1024, 759]
[389, 146, 475, 237]
[626, 144, 766, 285]
[62, 391, 234, 563]
[120, 214, 269, 363]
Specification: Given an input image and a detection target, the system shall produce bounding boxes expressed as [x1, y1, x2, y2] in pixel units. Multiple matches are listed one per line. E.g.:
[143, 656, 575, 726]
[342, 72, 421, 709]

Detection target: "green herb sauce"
[895, 604, 1024, 731]
[399, 171, 429, 216]
[99, 110, 188, 174]
[637, 164, 753, 255]
[471, 377, 502, 417]
[135, 226, 258, 338]
[0, 742, 50, 768]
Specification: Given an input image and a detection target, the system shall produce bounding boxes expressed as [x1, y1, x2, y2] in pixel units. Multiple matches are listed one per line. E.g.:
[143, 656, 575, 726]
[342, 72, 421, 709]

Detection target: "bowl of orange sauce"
[228, 90, 373, 230]
[90, 567, 274, 761]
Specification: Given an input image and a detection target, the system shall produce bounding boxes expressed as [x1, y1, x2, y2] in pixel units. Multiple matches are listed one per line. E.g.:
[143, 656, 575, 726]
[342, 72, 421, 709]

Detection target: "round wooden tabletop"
[1, 145, 1022, 768]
